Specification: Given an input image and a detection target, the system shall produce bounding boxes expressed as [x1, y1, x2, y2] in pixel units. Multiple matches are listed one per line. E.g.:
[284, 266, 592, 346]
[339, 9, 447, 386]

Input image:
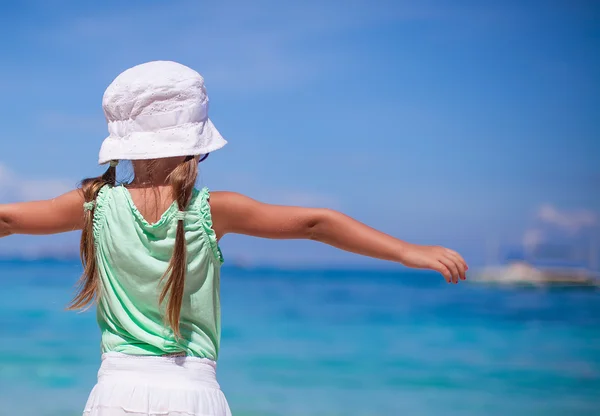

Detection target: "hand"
[399, 244, 468, 284]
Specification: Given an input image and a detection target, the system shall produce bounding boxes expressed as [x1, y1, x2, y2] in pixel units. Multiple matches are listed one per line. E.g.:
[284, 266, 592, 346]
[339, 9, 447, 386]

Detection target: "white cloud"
[0, 163, 74, 202]
[537, 204, 597, 234]
[520, 205, 598, 251]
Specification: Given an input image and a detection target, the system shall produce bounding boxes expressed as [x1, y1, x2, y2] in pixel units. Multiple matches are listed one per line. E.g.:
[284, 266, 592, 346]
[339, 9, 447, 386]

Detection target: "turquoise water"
[1, 260, 599, 415]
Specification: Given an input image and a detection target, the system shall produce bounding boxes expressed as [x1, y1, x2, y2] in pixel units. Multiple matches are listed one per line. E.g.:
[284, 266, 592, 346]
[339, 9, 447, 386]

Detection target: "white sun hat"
[98, 61, 227, 164]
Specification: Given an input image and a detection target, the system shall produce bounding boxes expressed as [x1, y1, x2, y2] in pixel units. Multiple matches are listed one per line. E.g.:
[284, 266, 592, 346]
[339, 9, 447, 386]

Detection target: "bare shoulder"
[0, 188, 86, 236]
[208, 191, 259, 214]
[208, 191, 257, 239]
[23, 188, 85, 212]
[207, 190, 326, 240]
[208, 190, 245, 205]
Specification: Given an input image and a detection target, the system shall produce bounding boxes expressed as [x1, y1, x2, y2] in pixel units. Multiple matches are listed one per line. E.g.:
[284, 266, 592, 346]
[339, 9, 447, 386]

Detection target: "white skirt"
[83, 353, 231, 416]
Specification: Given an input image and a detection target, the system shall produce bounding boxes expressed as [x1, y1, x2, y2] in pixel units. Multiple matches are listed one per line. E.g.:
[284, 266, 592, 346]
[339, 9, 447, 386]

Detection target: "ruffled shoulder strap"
[92, 185, 114, 241]
[189, 187, 224, 265]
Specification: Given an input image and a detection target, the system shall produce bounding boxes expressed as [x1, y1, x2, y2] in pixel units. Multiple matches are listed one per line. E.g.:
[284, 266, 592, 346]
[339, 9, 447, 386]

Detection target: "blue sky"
[0, 0, 598, 267]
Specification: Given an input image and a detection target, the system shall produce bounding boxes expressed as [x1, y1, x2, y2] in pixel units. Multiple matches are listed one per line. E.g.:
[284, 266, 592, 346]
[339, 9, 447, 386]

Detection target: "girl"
[0, 61, 467, 416]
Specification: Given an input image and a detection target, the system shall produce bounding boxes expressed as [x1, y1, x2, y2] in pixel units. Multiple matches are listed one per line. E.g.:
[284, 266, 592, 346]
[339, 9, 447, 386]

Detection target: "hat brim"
[98, 118, 226, 164]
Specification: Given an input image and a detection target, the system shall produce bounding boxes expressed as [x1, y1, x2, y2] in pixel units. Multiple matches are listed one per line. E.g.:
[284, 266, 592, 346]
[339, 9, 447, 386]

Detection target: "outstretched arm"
[210, 192, 467, 283]
[0, 190, 85, 237]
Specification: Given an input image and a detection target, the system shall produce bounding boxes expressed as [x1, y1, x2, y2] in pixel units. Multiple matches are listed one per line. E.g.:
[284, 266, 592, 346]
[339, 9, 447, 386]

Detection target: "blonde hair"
[68, 157, 199, 338]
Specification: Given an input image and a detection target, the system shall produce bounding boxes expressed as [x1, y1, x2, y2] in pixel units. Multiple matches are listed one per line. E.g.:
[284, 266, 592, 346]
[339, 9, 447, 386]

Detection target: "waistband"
[98, 352, 220, 389]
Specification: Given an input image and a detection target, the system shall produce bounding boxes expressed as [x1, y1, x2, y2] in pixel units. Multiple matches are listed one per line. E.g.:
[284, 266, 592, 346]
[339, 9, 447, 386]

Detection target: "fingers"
[427, 246, 468, 284]
[445, 248, 468, 271]
[438, 256, 460, 283]
[434, 261, 452, 283]
[440, 248, 467, 282]
[444, 253, 466, 281]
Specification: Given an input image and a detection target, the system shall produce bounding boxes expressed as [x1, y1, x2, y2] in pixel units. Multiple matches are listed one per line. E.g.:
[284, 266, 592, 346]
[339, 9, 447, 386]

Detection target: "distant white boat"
[472, 261, 600, 287]
[473, 235, 600, 287]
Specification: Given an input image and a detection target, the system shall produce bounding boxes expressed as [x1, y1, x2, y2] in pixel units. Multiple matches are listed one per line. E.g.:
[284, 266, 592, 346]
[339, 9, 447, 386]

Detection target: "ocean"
[1, 260, 599, 415]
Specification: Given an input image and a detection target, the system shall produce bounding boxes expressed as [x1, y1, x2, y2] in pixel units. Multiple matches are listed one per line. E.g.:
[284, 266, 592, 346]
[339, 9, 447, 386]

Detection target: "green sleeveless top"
[91, 185, 224, 359]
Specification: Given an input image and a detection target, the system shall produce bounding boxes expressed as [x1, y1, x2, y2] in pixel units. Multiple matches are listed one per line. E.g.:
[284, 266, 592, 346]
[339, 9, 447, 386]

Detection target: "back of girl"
[0, 61, 467, 416]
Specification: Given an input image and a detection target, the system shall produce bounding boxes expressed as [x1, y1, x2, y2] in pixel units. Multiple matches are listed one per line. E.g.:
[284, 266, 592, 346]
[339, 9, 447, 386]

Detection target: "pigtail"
[67, 161, 118, 310]
[159, 156, 198, 338]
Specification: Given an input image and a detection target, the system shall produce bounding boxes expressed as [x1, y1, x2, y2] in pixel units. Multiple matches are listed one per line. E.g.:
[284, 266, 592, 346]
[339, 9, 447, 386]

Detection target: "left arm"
[0, 190, 85, 237]
[210, 192, 467, 283]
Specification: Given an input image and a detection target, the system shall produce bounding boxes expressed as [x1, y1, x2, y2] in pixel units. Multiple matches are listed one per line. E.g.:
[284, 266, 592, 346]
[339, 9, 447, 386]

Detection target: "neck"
[131, 157, 188, 186]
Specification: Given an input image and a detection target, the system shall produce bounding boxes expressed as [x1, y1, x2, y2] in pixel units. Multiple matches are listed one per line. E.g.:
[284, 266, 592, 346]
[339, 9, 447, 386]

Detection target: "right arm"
[210, 192, 467, 283]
